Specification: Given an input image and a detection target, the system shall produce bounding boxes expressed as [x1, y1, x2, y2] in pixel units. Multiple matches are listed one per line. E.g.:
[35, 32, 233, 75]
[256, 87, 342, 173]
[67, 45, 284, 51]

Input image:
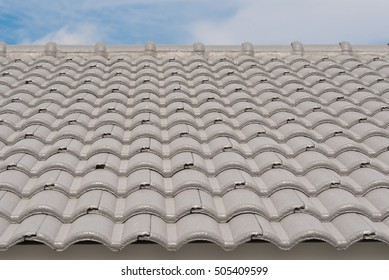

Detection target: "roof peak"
[1, 41, 388, 60]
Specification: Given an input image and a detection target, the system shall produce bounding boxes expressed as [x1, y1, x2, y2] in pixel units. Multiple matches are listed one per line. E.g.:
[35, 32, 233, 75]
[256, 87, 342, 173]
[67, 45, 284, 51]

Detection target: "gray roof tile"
[0, 43, 389, 250]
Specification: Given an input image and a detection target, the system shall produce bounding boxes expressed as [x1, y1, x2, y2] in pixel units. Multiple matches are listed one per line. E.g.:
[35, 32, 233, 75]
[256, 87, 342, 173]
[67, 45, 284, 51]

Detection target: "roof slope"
[0, 41, 389, 251]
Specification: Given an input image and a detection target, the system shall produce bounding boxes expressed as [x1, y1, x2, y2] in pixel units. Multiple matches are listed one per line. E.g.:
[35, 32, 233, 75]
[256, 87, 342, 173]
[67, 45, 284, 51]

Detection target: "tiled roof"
[0, 41, 389, 251]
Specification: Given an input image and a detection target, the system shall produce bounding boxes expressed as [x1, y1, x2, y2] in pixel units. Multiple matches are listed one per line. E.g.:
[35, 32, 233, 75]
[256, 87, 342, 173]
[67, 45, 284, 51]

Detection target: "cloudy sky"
[0, 0, 388, 45]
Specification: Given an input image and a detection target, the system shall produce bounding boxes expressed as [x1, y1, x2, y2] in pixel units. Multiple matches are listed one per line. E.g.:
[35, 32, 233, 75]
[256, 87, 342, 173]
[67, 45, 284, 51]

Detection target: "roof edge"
[1, 42, 389, 53]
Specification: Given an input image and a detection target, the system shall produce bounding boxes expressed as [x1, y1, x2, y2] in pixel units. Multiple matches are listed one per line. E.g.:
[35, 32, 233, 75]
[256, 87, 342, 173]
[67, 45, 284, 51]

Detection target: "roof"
[0, 41, 389, 251]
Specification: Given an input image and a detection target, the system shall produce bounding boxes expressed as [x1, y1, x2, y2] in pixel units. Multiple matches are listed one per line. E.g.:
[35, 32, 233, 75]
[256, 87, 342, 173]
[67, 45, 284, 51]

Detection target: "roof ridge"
[1, 41, 388, 59]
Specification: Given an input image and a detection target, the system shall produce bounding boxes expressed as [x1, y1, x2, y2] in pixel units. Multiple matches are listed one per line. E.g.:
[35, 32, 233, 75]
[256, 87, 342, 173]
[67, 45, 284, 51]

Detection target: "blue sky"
[0, 0, 388, 45]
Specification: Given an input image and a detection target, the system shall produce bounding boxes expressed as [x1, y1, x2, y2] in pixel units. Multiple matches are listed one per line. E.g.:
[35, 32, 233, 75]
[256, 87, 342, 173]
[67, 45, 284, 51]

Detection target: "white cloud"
[30, 24, 103, 45]
[190, 0, 389, 44]
[5, 0, 235, 45]
[4, 0, 388, 45]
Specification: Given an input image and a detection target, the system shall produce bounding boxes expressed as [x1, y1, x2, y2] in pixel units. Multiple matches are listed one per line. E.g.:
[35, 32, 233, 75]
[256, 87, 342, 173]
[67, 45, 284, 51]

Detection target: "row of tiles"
[0, 167, 388, 197]
[0, 78, 387, 96]
[0, 68, 387, 87]
[1, 89, 389, 108]
[0, 188, 388, 223]
[1, 117, 389, 144]
[4, 60, 386, 74]
[0, 89, 389, 116]
[2, 135, 389, 158]
[1, 66, 388, 84]
[2, 100, 389, 121]
[1, 120, 389, 144]
[1, 77, 388, 97]
[0, 212, 388, 250]
[2, 149, 389, 177]
[1, 53, 389, 70]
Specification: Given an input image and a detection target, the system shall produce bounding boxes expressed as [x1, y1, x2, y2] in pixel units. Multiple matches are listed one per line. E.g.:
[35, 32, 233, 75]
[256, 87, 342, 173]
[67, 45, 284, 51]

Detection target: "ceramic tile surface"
[0, 41, 389, 250]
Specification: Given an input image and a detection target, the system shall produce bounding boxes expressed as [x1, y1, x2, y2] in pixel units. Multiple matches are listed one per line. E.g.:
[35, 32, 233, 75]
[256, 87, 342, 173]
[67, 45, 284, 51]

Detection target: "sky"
[0, 0, 388, 45]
